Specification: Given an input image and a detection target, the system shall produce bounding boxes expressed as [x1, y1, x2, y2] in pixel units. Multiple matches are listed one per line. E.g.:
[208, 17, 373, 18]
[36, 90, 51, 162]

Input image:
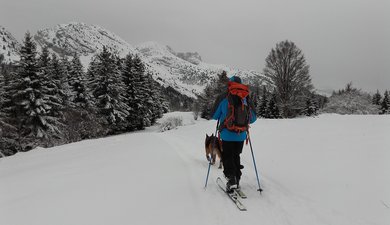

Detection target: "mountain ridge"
[1, 22, 269, 97]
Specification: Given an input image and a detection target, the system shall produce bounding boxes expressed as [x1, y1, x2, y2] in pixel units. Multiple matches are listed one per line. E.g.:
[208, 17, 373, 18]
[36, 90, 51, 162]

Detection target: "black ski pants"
[222, 140, 244, 184]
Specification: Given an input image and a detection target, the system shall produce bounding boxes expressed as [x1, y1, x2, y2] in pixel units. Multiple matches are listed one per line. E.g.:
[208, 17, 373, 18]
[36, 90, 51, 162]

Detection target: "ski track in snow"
[1, 113, 389, 225]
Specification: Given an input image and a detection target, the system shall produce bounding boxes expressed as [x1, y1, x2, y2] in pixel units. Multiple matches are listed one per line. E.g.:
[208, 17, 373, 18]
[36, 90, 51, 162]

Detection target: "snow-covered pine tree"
[58, 55, 106, 142]
[89, 46, 129, 133]
[257, 87, 269, 118]
[121, 54, 137, 131]
[200, 85, 214, 119]
[199, 71, 228, 119]
[50, 53, 70, 108]
[0, 62, 19, 156]
[372, 90, 382, 106]
[60, 55, 72, 76]
[0, 63, 5, 122]
[131, 54, 149, 130]
[7, 33, 61, 148]
[304, 95, 318, 116]
[268, 91, 281, 119]
[380, 90, 389, 114]
[215, 71, 229, 92]
[38, 47, 64, 121]
[145, 71, 164, 125]
[0, 66, 4, 108]
[1, 58, 17, 154]
[68, 54, 90, 108]
[249, 86, 260, 114]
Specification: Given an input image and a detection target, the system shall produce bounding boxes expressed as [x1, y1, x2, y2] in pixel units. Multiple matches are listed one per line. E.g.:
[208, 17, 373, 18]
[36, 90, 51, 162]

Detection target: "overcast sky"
[1, 0, 389, 92]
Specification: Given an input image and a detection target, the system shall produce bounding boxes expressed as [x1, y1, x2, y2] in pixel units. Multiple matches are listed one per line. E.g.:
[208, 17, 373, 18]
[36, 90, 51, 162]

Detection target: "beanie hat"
[229, 76, 242, 84]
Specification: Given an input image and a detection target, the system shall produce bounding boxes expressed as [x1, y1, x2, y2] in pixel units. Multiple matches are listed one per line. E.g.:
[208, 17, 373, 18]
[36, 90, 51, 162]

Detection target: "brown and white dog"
[205, 134, 223, 169]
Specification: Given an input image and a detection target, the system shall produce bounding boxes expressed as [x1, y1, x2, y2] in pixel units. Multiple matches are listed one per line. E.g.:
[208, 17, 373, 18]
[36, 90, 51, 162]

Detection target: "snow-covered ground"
[1, 113, 389, 225]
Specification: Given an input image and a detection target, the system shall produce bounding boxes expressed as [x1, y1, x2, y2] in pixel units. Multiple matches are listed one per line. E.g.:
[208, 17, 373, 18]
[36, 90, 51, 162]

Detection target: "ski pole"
[204, 159, 212, 189]
[204, 119, 219, 189]
[248, 132, 263, 193]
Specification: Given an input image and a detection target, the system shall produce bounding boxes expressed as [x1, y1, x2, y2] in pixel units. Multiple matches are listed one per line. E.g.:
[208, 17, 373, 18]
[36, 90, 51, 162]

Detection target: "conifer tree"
[199, 71, 229, 119]
[89, 46, 129, 133]
[268, 91, 281, 119]
[121, 54, 138, 130]
[68, 54, 90, 108]
[215, 71, 229, 92]
[50, 54, 69, 107]
[7, 33, 60, 146]
[131, 55, 149, 130]
[380, 90, 389, 114]
[304, 95, 318, 116]
[142, 72, 156, 127]
[0, 67, 5, 124]
[38, 48, 64, 119]
[145, 72, 164, 124]
[249, 86, 260, 113]
[0, 64, 18, 155]
[372, 90, 382, 106]
[257, 87, 269, 118]
[0, 68, 4, 109]
[200, 85, 213, 119]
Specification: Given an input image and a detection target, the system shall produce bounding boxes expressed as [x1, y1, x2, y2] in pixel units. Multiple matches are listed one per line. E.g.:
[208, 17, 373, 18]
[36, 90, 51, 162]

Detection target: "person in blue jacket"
[212, 75, 257, 192]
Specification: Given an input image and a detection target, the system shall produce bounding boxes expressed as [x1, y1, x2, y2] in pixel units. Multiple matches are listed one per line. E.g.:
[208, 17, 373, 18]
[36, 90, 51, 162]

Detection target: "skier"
[212, 75, 257, 193]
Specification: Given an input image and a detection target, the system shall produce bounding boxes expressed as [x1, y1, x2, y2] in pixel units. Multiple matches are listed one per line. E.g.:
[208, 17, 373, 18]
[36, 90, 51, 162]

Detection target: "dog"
[205, 134, 223, 169]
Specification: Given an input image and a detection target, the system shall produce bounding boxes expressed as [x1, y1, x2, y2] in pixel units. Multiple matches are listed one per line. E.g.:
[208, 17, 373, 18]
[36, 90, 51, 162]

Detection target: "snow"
[135, 41, 269, 98]
[1, 113, 389, 225]
[0, 26, 21, 63]
[158, 111, 197, 126]
[34, 22, 136, 58]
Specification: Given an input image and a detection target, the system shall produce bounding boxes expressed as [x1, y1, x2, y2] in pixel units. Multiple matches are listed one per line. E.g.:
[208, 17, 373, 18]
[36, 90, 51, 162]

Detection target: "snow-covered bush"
[159, 116, 183, 132]
[321, 84, 379, 115]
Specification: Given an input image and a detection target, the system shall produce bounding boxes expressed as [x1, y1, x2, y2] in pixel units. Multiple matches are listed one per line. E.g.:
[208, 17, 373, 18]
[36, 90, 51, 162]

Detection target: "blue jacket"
[212, 97, 256, 142]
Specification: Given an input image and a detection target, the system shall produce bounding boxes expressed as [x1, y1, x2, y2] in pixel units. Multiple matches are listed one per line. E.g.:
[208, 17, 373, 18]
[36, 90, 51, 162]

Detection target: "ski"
[235, 188, 247, 199]
[216, 177, 247, 211]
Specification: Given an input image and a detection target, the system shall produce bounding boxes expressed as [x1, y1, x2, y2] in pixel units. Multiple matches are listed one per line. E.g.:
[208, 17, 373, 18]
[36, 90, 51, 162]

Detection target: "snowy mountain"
[1, 112, 389, 225]
[33, 22, 270, 97]
[0, 26, 21, 63]
[136, 41, 219, 96]
[169, 47, 202, 65]
[136, 41, 270, 97]
[1, 22, 270, 98]
[33, 22, 137, 66]
[34, 22, 136, 56]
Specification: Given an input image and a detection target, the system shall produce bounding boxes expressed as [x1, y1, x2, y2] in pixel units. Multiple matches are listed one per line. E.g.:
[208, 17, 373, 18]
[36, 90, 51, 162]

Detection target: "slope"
[1, 23, 270, 98]
[0, 26, 21, 63]
[136, 41, 270, 97]
[0, 113, 389, 225]
[32, 22, 270, 98]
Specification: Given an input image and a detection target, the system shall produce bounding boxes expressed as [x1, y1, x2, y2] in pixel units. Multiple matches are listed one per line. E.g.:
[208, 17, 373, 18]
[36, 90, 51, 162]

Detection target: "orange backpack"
[221, 81, 251, 133]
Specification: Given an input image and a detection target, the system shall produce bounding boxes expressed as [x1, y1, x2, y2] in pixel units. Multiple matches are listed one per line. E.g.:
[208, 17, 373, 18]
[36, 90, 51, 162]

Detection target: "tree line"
[197, 40, 389, 119]
[0, 32, 168, 157]
[322, 82, 389, 115]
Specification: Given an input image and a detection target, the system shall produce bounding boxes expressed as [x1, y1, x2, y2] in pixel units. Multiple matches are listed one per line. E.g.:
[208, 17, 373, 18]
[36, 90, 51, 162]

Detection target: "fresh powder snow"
[1, 112, 389, 225]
